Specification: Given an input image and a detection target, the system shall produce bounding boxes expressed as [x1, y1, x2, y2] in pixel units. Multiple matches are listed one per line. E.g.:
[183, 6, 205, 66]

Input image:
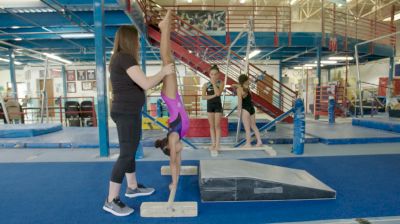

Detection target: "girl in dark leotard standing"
[236, 74, 263, 148]
[202, 65, 224, 155]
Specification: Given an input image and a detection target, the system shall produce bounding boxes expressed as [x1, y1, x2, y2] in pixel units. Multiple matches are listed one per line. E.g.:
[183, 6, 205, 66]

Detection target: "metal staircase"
[125, 0, 297, 122]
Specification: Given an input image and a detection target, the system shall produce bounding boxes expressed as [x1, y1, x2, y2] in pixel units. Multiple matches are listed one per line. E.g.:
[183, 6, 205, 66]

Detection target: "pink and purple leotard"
[161, 92, 189, 139]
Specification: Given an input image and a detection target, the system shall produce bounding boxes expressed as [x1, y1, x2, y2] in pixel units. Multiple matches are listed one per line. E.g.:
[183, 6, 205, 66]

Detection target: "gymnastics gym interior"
[1, 0, 400, 223]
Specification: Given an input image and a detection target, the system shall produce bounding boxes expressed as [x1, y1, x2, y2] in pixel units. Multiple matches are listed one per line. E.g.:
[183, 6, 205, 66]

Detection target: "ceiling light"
[239, 0, 245, 3]
[304, 64, 324, 67]
[337, 3, 342, 7]
[248, 49, 261, 59]
[187, 0, 192, 3]
[383, 12, 400, 21]
[14, 38, 22, 41]
[290, 0, 298, 5]
[293, 67, 303, 70]
[0, 57, 23, 65]
[43, 53, 72, 64]
[314, 60, 337, 64]
[11, 26, 20, 29]
[328, 56, 354, 61]
[59, 33, 94, 39]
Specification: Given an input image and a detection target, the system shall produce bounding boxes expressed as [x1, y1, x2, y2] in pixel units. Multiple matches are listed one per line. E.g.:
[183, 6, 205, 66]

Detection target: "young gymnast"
[236, 74, 263, 148]
[154, 10, 189, 191]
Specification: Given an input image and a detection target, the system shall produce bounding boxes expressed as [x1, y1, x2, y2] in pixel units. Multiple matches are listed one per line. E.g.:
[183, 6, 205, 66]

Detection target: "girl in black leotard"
[202, 65, 224, 155]
[237, 74, 263, 148]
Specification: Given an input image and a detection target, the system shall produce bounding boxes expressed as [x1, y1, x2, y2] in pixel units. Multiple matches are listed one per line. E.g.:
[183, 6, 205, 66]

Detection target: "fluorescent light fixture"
[43, 53, 72, 64]
[0, 57, 22, 65]
[347, 0, 352, 2]
[14, 38, 22, 41]
[248, 49, 261, 59]
[304, 63, 324, 67]
[328, 56, 354, 61]
[239, 0, 245, 3]
[290, 0, 298, 5]
[59, 33, 94, 39]
[383, 12, 400, 21]
[187, 0, 192, 3]
[11, 26, 20, 29]
[293, 67, 303, 70]
[314, 60, 337, 64]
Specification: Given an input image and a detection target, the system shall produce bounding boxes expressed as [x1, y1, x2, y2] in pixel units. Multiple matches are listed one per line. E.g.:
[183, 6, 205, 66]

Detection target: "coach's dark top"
[109, 52, 145, 114]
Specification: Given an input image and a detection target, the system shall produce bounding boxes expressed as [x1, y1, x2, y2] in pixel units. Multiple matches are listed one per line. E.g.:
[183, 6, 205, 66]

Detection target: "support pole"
[278, 60, 283, 109]
[355, 46, 363, 117]
[292, 98, 305, 155]
[136, 34, 147, 159]
[387, 56, 394, 110]
[61, 65, 67, 98]
[327, 69, 331, 82]
[40, 58, 49, 124]
[328, 97, 335, 124]
[316, 46, 322, 85]
[94, 0, 109, 157]
[8, 49, 17, 99]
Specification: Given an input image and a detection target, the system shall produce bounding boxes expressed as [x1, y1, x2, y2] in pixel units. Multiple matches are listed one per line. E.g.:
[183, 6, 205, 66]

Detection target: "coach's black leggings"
[110, 112, 141, 184]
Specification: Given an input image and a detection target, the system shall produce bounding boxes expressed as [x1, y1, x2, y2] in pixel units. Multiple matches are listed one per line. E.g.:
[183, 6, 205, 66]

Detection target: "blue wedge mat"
[0, 154, 400, 224]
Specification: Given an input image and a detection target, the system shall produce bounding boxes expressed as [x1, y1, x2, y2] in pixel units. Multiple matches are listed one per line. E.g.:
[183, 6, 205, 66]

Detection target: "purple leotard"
[161, 92, 189, 139]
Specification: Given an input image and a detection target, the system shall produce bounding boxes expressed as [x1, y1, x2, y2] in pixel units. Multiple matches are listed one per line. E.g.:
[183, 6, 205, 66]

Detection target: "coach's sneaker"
[125, 184, 155, 198]
[103, 197, 134, 217]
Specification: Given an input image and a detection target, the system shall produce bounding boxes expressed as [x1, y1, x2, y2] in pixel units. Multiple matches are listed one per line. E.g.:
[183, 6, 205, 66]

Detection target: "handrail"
[323, 8, 395, 47]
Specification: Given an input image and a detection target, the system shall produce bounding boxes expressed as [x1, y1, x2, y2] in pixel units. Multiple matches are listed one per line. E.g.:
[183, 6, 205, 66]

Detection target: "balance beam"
[140, 186, 198, 217]
[161, 165, 198, 175]
[219, 146, 277, 156]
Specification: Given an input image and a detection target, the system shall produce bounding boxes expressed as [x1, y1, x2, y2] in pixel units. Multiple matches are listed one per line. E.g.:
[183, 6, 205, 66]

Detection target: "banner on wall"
[177, 10, 226, 35]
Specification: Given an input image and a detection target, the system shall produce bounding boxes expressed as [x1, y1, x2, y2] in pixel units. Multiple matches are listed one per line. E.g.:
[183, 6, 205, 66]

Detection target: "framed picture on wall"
[51, 69, 61, 78]
[77, 70, 87, 81]
[87, 70, 96, 80]
[82, 81, 93, 91]
[67, 82, 76, 93]
[39, 70, 45, 79]
[67, 70, 76, 81]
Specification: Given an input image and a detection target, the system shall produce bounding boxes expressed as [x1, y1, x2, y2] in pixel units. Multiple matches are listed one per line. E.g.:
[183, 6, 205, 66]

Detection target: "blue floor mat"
[305, 122, 400, 144]
[0, 124, 62, 138]
[353, 118, 400, 133]
[0, 154, 400, 224]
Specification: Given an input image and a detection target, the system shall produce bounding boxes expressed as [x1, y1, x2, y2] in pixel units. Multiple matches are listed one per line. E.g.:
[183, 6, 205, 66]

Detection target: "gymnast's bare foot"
[242, 144, 252, 148]
[169, 182, 177, 191]
[158, 9, 172, 31]
[208, 145, 215, 151]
